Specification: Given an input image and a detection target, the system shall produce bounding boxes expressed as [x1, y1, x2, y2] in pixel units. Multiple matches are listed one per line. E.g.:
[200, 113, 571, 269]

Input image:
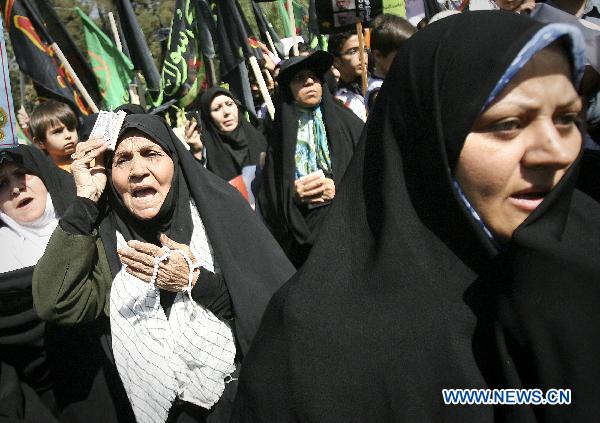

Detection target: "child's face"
[40, 122, 78, 161]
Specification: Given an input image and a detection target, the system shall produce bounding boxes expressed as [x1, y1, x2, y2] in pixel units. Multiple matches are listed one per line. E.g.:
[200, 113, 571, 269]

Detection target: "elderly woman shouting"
[32, 114, 294, 423]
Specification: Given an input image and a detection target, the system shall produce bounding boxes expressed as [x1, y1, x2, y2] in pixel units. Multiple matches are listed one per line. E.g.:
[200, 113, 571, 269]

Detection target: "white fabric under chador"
[109, 200, 236, 423]
[0, 193, 58, 273]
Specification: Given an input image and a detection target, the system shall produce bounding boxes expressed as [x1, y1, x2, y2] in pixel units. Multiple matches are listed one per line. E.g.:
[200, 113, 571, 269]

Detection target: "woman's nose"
[129, 155, 148, 179]
[522, 120, 581, 170]
[11, 180, 25, 197]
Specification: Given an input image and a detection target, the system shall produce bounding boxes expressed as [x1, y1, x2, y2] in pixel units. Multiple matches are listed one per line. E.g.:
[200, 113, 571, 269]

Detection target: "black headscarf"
[233, 12, 600, 422]
[199, 87, 267, 181]
[258, 52, 363, 267]
[98, 114, 295, 355]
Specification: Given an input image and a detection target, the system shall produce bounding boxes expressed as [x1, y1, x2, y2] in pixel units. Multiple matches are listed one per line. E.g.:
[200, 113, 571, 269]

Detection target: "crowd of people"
[1, 5, 600, 423]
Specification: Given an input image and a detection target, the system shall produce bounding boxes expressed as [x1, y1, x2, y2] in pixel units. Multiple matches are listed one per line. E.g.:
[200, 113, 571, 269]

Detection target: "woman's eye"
[554, 113, 581, 127]
[488, 119, 523, 133]
[143, 150, 160, 159]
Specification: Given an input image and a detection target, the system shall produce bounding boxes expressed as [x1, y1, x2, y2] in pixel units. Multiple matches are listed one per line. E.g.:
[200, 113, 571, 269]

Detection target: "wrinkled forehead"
[114, 129, 163, 154]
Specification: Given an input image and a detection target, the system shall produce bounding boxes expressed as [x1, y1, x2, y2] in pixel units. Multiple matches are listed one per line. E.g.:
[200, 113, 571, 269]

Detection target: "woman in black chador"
[199, 87, 267, 181]
[258, 51, 363, 267]
[33, 114, 294, 422]
[0, 145, 131, 422]
[232, 11, 600, 422]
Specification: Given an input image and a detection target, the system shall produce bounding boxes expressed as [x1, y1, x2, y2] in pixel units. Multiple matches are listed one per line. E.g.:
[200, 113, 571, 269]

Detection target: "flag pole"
[51, 43, 99, 113]
[19, 74, 25, 107]
[248, 56, 274, 120]
[206, 56, 217, 88]
[108, 12, 123, 52]
[356, 20, 367, 97]
[265, 31, 280, 61]
[287, 0, 299, 56]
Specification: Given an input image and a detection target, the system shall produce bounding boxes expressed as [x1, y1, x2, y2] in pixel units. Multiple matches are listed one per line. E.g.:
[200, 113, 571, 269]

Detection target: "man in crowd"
[328, 31, 368, 121]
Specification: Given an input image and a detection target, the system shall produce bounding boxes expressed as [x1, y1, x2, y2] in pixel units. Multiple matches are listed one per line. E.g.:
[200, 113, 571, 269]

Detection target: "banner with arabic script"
[0, 18, 18, 148]
[161, 0, 206, 108]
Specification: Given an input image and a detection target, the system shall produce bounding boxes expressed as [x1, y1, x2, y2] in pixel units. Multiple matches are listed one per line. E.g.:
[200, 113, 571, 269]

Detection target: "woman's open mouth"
[131, 187, 157, 201]
[16, 197, 33, 208]
[509, 191, 548, 212]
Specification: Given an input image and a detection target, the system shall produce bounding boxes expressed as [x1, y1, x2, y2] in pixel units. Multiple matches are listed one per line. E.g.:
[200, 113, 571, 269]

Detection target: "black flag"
[160, 0, 210, 107]
[252, 1, 284, 58]
[116, 0, 161, 92]
[34, 0, 101, 105]
[1, 0, 94, 115]
[215, 0, 258, 114]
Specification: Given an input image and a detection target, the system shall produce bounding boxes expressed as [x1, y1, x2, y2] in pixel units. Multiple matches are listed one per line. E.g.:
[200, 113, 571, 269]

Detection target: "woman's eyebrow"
[559, 96, 583, 108]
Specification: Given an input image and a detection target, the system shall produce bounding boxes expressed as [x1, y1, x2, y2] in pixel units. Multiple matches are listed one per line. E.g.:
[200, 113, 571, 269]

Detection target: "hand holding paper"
[71, 137, 109, 202]
[294, 170, 336, 206]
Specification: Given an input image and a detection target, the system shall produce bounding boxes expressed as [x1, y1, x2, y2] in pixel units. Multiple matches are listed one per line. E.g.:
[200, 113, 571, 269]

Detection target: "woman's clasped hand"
[117, 233, 201, 292]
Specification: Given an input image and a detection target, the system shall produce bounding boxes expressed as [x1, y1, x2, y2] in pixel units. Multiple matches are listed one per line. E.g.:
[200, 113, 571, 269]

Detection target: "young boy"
[367, 14, 416, 110]
[29, 100, 79, 171]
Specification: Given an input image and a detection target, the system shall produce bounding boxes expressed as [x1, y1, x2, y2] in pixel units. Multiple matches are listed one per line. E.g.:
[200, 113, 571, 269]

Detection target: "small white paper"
[299, 168, 325, 182]
[89, 110, 127, 150]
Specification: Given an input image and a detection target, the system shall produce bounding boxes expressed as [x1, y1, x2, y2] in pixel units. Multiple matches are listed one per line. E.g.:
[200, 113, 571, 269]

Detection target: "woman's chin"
[128, 206, 160, 221]
[220, 123, 237, 132]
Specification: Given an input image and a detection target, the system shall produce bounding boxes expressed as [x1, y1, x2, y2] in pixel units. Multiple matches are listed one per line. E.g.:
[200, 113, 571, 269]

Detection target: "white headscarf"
[0, 193, 58, 273]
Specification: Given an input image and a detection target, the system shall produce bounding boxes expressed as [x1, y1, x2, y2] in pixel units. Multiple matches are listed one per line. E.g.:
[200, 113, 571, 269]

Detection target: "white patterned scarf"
[109, 200, 236, 423]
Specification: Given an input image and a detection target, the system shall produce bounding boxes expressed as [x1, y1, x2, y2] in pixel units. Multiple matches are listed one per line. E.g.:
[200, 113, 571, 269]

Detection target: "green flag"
[75, 7, 134, 110]
[293, 0, 308, 35]
[278, 0, 294, 38]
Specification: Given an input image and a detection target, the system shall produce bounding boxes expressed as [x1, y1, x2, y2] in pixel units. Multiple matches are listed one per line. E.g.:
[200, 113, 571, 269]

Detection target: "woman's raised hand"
[71, 137, 109, 203]
[117, 234, 200, 292]
[185, 120, 203, 161]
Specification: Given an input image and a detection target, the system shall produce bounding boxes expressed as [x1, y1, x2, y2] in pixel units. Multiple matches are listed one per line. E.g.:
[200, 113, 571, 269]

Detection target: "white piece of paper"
[298, 168, 325, 182]
[89, 110, 127, 150]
